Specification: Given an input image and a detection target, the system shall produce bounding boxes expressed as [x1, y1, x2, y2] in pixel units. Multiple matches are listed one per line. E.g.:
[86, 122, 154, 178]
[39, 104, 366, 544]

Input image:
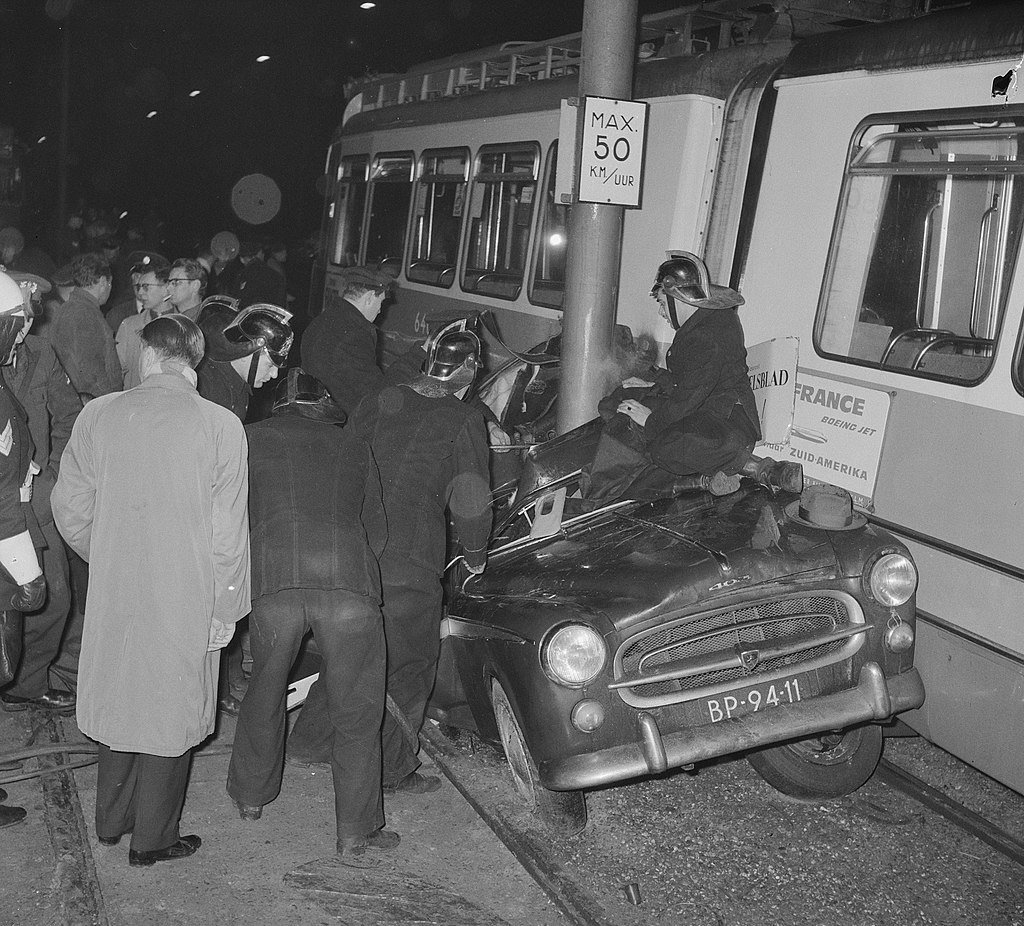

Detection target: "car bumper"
[539, 662, 925, 791]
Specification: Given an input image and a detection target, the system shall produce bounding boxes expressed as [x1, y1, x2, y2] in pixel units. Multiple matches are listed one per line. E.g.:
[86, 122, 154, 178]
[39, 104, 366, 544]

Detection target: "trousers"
[226, 587, 386, 839]
[95, 745, 191, 852]
[290, 566, 442, 788]
[5, 520, 72, 698]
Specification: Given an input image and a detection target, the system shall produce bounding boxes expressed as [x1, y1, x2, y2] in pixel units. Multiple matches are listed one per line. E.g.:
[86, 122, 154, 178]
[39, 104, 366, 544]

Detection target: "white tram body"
[317, 3, 1024, 793]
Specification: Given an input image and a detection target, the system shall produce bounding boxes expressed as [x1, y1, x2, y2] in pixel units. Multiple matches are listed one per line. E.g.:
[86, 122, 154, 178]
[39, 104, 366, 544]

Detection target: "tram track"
[420, 720, 1024, 926]
[875, 757, 1024, 868]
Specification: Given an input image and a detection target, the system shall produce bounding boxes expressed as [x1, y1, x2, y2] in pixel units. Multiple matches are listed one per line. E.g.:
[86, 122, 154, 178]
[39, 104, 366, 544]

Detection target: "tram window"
[329, 155, 368, 268]
[463, 143, 540, 300]
[818, 115, 1024, 383]
[407, 148, 469, 288]
[529, 142, 569, 309]
[364, 152, 414, 272]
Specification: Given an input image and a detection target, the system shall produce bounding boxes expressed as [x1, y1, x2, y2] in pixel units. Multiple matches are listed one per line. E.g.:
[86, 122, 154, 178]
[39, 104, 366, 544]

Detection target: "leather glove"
[10, 574, 46, 612]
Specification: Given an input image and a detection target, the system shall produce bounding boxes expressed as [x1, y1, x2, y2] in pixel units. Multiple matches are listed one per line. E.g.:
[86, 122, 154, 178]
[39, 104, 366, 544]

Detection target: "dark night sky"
[0, 0, 678, 254]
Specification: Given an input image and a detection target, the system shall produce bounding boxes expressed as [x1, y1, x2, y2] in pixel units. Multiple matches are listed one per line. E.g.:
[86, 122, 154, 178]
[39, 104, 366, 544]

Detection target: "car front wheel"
[747, 723, 884, 801]
[491, 680, 587, 836]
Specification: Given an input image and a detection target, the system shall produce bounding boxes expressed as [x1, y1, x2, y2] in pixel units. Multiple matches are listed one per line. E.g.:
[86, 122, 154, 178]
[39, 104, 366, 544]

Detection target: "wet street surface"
[1, 704, 1022, 926]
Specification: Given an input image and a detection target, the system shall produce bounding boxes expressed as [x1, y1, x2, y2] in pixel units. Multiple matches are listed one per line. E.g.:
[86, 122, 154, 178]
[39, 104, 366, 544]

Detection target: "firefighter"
[195, 297, 293, 422]
[0, 270, 51, 826]
[226, 369, 397, 865]
[596, 252, 799, 500]
[290, 326, 492, 794]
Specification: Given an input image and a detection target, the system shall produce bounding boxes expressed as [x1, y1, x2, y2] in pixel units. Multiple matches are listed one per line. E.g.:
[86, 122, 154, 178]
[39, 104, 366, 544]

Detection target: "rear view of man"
[52, 314, 250, 867]
[49, 253, 122, 404]
[227, 369, 398, 864]
[290, 327, 492, 793]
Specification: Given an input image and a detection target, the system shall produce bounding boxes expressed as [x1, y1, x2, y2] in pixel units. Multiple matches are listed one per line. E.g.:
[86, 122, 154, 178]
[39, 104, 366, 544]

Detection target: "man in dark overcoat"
[300, 265, 421, 418]
[290, 328, 491, 794]
[227, 369, 398, 864]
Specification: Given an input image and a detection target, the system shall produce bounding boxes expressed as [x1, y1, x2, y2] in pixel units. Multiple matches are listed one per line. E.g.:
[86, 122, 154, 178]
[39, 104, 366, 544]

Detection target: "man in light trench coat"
[52, 314, 250, 867]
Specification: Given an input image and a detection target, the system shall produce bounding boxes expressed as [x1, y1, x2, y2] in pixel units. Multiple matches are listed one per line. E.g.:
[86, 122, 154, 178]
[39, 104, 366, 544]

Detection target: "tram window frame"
[462, 142, 541, 301]
[406, 147, 470, 288]
[816, 109, 1024, 386]
[329, 153, 369, 269]
[364, 151, 415, 275]
[528, 142, 569, 310]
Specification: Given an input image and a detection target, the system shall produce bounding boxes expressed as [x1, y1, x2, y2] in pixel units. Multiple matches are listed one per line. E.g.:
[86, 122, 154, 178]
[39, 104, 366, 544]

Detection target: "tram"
[315, 2, 1024, 795]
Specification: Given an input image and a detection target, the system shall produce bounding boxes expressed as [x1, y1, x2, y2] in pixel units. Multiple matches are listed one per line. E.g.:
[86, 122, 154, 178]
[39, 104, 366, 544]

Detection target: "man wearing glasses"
[166, 259, 207, 319]
[115, 263, 172, 389]
[104, 252, 169, 335]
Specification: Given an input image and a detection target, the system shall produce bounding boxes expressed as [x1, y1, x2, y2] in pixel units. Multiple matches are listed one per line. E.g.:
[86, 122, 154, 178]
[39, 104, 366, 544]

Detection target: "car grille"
[612, 592, 864, 709]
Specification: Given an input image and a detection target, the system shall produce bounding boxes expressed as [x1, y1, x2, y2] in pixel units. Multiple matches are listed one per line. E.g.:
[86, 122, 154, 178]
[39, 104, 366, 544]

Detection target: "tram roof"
[339, 41, 793, 139]
[780, 1, 1024, 79]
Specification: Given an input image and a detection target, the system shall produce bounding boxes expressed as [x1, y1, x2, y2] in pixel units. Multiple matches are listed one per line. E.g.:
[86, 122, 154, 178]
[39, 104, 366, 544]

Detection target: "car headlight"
[542, 623, 607, 688]
[868, 552, 918, 606]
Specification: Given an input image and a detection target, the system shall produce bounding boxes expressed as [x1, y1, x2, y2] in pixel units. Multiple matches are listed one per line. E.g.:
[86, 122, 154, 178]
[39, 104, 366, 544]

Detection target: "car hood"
[464, 485, 840, 636]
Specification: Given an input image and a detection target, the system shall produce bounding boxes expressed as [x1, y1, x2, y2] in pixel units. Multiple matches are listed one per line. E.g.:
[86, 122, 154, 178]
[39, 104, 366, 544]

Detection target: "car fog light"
[542, 623, 607, 688]
[884, 621, 915, 653]
[571, 699, 605, 733]
[868, 553, 918, 606]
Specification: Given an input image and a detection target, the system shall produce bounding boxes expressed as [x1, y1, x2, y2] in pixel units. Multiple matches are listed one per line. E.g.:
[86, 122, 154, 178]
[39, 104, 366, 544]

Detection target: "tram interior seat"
[877, 327, 993, 379]
[466, 271, 523, 300]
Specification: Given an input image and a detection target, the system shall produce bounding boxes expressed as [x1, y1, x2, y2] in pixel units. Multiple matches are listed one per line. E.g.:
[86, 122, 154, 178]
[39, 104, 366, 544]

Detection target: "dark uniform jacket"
[49, 289, 123, 403]
[196, 358, 250, 421]
[2, 335, 82, 527]
[349, 385, 491, 575]
[301, 299, 382, 416]
[300, 298, 425, 418]
[245, 414, 386, 602]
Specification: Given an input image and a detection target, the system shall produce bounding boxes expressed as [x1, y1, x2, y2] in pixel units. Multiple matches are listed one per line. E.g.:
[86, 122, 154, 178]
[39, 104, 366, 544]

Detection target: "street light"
[146, 110, 158, 118]
[360, 2, 376, 9]
[36, 136, 47, 145]
[256, 55, 271, 63]
[189, 89, 201, 98]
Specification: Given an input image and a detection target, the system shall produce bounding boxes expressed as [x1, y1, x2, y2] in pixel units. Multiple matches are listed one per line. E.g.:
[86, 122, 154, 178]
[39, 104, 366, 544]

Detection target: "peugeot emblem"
[739, 649, 760, 672]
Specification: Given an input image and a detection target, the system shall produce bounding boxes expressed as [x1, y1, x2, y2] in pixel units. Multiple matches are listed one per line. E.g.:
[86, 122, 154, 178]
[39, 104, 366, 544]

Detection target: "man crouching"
[226, 368, 397, 865]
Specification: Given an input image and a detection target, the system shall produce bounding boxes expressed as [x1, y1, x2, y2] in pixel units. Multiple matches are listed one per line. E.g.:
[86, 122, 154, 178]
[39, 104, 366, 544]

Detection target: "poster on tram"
[761, 372, 890, 508]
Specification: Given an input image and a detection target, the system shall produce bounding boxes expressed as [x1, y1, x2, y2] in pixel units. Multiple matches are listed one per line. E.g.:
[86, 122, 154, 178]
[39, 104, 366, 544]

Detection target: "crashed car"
[429, 418, 925, 833]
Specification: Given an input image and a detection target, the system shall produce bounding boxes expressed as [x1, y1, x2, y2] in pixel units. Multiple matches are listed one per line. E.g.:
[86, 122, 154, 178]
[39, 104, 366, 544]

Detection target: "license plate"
[705, 675, 807, 723]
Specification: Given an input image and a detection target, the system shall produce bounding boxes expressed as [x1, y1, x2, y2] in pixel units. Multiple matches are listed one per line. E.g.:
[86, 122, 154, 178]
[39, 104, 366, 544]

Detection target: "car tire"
[491, 680, 587, 836]
[747, 723, 884, 801]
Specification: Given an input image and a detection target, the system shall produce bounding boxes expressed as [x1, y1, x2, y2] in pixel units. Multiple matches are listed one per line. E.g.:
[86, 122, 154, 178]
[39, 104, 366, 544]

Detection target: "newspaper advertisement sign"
[760, 373, 891, 507]
[746, 338, 798, 445]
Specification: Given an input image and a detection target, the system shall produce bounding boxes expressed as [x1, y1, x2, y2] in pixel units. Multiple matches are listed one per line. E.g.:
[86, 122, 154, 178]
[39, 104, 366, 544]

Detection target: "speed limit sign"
[577, 96, 648, 207]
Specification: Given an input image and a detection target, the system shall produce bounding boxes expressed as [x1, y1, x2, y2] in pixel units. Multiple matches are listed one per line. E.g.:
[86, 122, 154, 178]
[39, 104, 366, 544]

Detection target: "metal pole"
[556, 0, 638, 435]
[56, 21, 71, 261]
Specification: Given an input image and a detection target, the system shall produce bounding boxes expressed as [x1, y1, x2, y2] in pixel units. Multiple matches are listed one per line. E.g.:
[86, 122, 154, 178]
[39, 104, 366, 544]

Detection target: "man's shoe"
[336, 827, 400, 858]
[0, 788, 6, 802]
[1, 689, 76, 712]
[218, 695, 242, 716]
[0, 804, 27, 828]
[128, 835, 201, 867]
[233, 800, 262, 821]
[97, 834, 122, 846]
[384, 771, 442, 794]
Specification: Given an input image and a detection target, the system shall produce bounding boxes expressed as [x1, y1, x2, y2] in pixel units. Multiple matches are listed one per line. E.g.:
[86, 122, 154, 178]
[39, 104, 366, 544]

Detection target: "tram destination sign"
[578, 96, 648, 208]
